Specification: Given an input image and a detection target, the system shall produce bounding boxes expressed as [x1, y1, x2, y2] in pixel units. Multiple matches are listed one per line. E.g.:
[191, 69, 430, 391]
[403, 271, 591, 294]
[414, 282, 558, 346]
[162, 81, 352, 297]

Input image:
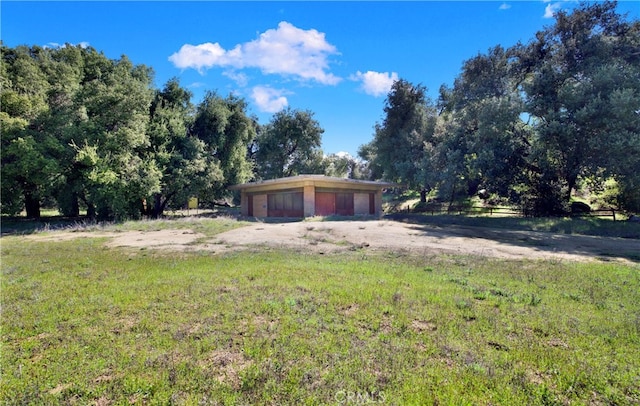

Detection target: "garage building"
[229, 175, 393, 218]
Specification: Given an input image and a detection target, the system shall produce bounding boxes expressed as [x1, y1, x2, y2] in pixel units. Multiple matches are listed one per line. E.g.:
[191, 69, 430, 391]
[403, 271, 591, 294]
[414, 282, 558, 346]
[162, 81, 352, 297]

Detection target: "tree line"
[360, 1, 640, 215]
[3, 1, 639, 220]
[1, 44, 366, 219]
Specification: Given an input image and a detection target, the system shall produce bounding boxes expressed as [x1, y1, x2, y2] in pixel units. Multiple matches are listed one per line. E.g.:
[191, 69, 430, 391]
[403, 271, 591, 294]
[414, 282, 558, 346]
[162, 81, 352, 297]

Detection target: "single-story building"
[229, 175, 394, 218]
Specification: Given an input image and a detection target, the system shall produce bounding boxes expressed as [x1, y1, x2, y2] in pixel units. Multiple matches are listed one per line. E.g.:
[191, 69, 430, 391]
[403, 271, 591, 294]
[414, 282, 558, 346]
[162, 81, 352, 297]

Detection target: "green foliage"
[322, 153, 369, 179]
[360, 79, 437, 199]
[1, 46, 57, 218]
[516, 1, 640, 212]
[145, 78, 219, 217]
[191, 91, 255, 198]
[362, 2, 640, 215]
[433, 45, 532, 204]
[1, 45, 261, 220]
[617, 176, 640, 213]
[0, 44, 160, 220]
[255, 107, 324, 179]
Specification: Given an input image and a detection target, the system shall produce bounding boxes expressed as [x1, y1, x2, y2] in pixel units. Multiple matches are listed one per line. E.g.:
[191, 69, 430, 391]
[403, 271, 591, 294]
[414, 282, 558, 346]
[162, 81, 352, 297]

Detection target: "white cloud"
[350, 70, 399, 97]
[251, 86, 289, 113]
[223, 70, 249, 87]
[544, 2, 562, 18]
[44, 42, 90, 49]
[335, 151, 352, 159]
[169, 21, 341, 85]
[187, 82, 207, 89]
[168, 42, 228, 73]
[499, 3, 511, 10]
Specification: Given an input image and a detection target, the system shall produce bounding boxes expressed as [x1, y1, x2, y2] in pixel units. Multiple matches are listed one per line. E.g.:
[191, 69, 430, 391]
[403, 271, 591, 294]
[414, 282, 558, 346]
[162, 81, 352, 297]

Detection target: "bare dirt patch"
[23, 219, 639, 263]
[29, 229, 205, 250]
[210, 220, 638, 263]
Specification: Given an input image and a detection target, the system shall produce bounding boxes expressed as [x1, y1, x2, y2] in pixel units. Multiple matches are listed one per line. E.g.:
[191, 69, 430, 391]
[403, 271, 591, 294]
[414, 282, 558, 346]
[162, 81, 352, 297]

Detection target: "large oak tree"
[254, 107, 324, 180]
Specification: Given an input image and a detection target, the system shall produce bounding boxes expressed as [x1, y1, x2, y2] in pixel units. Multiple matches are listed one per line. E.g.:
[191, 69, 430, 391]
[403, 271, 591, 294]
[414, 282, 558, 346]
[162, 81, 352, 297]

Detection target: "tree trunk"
[86, 203, 96, 219]
[69, 193, 80, 217]
[24, 192, 41, 219]
[420, 189, 427, 203]
[150, 192, 171, 219]
[152, 193, 163, 219]
[80, 194, 96, 219]
[448, 182, 457, 212]
[566, 175, 577, 204]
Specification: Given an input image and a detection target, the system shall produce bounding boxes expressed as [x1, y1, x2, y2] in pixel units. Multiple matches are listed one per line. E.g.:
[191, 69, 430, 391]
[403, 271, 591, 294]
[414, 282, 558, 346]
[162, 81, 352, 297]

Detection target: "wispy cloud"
[187, 82, 207, 89]
[499, 3, 511, 10]
[251, 86, 289, 113]
[350, 70, 398, 97]
[169, 21, 341, 85]
[44, 41, 90, 49]
[543, 2, 562, 18]
[223, 71, 249, 87]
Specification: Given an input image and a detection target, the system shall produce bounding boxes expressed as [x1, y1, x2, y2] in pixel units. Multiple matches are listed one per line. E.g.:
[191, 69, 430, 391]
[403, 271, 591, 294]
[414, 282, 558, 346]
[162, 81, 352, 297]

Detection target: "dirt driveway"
[203, 219, 638, 263]
[43, 218, 634, 263]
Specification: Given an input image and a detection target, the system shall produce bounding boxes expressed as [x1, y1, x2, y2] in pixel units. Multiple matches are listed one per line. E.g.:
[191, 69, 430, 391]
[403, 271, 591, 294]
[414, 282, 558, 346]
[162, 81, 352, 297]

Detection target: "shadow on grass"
[386, 213, 640, 263]
[385, 213, 640, 238]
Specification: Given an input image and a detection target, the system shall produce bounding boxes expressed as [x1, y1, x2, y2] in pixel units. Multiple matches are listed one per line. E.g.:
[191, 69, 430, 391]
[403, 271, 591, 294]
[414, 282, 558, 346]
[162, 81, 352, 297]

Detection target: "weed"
[529, 293, 543, 306]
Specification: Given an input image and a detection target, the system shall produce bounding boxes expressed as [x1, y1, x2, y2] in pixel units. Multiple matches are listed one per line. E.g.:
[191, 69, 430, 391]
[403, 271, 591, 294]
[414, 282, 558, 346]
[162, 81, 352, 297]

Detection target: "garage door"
[267, 192, 304, 217]
[315, 192, 354, 216]
[315, 192, 335, 216]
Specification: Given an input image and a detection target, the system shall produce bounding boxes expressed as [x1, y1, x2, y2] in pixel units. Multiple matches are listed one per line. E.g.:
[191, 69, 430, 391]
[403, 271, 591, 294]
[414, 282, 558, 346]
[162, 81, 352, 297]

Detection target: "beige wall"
[304, 185, 315, 217]
[354, 193, 370, 215]
[375, 190, 383, 216]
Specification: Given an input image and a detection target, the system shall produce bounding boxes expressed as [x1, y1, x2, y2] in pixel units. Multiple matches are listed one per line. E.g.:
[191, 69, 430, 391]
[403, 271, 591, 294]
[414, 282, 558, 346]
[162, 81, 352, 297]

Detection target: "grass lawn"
[2, 233, 639, 404]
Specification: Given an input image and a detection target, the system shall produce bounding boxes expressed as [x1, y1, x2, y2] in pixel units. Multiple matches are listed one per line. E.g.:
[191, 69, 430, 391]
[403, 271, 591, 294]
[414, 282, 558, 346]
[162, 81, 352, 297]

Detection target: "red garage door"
[315, 192, 354, 216]
[315, 192, 335, 216]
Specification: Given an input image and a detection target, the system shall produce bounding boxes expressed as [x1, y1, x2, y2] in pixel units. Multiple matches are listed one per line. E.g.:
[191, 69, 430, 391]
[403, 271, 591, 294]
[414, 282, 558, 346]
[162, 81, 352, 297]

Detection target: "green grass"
[2, 236, 639, 405]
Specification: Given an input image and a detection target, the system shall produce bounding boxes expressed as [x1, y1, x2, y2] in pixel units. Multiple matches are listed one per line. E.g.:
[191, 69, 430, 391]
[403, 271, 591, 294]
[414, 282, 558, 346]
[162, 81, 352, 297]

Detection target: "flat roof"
[229, 175, 395, 191]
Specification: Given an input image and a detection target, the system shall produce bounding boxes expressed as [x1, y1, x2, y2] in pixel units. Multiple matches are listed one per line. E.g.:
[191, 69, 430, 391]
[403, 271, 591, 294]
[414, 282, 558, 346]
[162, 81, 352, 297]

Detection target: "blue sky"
[3, 1, 639, 157]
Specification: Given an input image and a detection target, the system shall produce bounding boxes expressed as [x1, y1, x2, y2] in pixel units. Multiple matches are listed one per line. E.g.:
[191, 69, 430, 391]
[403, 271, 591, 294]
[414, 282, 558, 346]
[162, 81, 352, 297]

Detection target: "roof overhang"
[229, 175, 396, 193]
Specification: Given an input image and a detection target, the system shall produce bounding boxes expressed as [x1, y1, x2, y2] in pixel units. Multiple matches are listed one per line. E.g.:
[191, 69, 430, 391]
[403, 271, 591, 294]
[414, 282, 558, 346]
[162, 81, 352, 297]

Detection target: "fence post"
[612, 209, 616, 222]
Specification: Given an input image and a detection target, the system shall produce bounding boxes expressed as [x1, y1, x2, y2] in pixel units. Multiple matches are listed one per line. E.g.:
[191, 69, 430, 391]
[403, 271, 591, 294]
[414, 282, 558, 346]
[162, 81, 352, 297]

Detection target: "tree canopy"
[2, 1, 639, 219]
[1, 44, 258, 219]
[360, 1, 640, 214]
[1, 43, 334, 219]
[254, 107, 325, 180]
